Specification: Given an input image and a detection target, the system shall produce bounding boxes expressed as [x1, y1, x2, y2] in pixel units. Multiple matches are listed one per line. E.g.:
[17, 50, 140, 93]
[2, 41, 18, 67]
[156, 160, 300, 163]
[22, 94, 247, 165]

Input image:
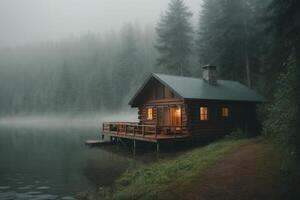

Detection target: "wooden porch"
[102, 122, 190, 143]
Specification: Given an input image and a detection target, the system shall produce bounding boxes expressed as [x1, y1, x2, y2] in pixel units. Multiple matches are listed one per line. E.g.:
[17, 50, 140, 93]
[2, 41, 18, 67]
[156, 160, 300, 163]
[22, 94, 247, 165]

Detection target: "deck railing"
[102, 122, 185, 139]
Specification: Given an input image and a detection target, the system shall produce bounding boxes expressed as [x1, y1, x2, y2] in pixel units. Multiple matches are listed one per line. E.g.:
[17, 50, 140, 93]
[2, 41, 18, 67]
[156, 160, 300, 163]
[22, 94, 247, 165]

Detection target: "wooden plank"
[85, 140, 112, 146]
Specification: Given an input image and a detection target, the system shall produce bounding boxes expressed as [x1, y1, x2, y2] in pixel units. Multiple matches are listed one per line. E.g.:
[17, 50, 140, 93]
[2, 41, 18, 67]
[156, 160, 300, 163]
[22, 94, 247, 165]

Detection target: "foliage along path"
[161, 142, 282, 200]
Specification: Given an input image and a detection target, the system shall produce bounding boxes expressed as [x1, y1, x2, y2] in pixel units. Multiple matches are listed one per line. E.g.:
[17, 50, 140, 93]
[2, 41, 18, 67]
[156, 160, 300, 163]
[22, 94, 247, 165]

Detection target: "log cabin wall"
[133, 78, 260, 137]
[135, 79, 189, 134]
[184, 99, 259, 137]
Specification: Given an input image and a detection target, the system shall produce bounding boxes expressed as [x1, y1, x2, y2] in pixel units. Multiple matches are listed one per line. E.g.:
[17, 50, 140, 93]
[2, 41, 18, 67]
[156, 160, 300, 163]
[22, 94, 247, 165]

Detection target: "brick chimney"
[202, 65, 217, 85]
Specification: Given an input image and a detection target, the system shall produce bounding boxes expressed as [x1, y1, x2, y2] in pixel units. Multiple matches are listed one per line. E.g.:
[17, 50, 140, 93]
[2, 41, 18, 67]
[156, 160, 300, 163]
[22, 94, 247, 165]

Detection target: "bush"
[263, 58, 300, 158]
[225, 129, 250, 140]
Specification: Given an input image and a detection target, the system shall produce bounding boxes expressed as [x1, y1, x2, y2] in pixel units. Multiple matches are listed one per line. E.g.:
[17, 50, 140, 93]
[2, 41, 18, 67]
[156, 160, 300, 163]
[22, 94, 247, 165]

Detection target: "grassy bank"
[105, 138, 257, 200]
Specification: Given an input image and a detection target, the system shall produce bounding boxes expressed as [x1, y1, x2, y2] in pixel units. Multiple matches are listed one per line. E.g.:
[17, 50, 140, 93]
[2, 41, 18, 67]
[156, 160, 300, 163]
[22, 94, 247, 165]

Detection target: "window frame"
[147, 107, 153, 120]
[200, 106, 209, 121]
[221, 107, 230, 118]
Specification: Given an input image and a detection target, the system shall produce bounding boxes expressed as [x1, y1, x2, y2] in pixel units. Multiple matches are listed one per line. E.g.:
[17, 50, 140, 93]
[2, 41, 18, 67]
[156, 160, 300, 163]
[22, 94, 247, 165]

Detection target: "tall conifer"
[155, 0, 193, 75]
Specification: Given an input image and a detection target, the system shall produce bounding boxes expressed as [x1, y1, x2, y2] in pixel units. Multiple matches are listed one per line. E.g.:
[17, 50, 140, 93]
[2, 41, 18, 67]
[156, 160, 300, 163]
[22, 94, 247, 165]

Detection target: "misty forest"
[0, 0, 299, 116]
[0, 0, 300, 199]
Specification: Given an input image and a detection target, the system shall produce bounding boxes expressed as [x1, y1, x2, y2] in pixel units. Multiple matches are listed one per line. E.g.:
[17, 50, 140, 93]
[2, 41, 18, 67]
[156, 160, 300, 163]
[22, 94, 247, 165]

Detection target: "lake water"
[0, 125, 165, 200]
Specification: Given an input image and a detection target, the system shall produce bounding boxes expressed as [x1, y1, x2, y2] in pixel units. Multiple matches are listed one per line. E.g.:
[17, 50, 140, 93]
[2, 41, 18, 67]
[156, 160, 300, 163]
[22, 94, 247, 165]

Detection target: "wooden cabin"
[103, 65, 265, 144]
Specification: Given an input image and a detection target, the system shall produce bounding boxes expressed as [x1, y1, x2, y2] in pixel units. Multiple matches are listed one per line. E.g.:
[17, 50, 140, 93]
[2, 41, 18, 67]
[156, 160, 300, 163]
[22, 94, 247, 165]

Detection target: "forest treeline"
[0, 24, 157, 114]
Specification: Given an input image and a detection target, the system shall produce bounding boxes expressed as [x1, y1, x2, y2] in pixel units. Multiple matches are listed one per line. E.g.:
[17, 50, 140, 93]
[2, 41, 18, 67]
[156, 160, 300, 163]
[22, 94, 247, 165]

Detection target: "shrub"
[263, 58, 300, 159]
[225, 129, 250, 140]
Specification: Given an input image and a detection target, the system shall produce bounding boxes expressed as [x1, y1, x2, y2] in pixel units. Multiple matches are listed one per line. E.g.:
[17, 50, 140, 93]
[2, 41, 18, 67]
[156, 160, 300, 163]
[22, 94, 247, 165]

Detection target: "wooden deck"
[102, 122, 190, 143]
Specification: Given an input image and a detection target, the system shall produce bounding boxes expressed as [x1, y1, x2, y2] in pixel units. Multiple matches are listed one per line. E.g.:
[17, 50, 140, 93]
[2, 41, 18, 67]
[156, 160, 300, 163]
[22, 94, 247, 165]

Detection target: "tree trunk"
[243, 1, 251, 88]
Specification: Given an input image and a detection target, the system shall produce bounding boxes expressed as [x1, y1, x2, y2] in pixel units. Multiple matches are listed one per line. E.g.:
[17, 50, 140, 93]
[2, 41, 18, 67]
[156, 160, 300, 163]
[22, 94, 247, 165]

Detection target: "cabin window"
[200, 107, 208, 121]
[147, 107, 153, 120]
[222, 107, 229, 118]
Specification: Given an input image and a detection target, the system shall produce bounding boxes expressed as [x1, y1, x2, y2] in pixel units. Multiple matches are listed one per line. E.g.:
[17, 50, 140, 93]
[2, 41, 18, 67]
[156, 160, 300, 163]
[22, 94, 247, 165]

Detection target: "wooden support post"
[142, 126, 145, 137]
[133, 139, 136, 154]
[156, 142, 160, 153]
[174, 127, 176, 138]
[115, 137, 119, 150]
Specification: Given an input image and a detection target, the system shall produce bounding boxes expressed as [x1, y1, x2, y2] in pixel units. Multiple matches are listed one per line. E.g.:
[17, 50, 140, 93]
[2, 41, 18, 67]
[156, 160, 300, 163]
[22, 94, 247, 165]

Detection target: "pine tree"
[267, 0, 300, 69]
[155, 0, 193, 75]
[197, 0, 221, 66]
[112, 24, 142, 108]
[198, 0, 267, 87]
[55, 60, 74, 111]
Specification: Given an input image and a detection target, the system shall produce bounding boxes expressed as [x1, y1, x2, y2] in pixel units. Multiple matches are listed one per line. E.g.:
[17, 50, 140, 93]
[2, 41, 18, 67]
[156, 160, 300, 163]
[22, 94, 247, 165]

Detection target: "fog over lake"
[0, 113, 137, 128]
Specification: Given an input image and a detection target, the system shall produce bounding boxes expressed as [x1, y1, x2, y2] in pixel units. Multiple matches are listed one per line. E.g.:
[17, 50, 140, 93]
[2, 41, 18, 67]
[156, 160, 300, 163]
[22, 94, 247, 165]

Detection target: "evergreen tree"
[155, 0, 193, 75]
[198, 0, 267, 87]
[55, 61, 74, 111]
[265, 0, 300, 84]
[268, 0, 300, 61]
[112, 24, 142, 108]
[197, 0, 221, 67]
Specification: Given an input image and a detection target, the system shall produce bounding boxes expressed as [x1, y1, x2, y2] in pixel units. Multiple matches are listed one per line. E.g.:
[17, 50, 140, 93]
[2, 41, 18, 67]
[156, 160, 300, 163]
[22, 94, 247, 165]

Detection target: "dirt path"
[163, 142, 282, 200]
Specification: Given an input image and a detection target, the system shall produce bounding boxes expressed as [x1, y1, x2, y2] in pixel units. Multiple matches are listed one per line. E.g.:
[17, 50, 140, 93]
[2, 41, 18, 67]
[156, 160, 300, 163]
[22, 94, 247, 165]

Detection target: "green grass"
[106, 138, 256, 200]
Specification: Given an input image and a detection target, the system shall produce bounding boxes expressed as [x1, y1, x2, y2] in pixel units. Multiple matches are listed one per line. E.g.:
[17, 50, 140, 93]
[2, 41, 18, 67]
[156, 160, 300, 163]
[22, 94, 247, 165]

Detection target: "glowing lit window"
[147, 108, 153, 120]
[175, 107, 181, 118]
[222, 107, 229, 117]
[200, 107, 208, 121]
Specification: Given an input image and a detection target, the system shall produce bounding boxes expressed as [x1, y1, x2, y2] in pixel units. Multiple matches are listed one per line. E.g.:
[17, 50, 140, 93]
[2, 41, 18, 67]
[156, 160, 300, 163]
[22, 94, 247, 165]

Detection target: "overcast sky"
[0, 0, 201, 48]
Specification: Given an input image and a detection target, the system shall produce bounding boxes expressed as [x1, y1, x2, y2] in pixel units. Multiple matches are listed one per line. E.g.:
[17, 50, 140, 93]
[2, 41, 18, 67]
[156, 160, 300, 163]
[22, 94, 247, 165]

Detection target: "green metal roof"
[129, 73, 266, 106]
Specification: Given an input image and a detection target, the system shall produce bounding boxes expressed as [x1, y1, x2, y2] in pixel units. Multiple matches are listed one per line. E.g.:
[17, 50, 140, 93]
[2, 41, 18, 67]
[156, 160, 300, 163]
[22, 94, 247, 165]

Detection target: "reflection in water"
[0, 127, 138, 200]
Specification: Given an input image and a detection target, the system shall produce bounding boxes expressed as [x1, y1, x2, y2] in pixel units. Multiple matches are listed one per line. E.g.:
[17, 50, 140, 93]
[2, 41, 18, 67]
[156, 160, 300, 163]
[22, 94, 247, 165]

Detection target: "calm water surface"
[0, 126, 167, 200]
